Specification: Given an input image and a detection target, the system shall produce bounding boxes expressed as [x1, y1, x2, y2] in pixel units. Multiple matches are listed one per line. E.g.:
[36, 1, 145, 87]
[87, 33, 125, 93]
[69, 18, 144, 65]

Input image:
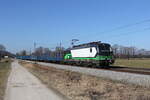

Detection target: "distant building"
[4, 56, 8, 58]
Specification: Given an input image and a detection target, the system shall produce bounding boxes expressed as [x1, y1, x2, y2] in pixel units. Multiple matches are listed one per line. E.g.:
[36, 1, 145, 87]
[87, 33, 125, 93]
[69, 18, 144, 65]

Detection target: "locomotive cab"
[97, 43, 115, 66]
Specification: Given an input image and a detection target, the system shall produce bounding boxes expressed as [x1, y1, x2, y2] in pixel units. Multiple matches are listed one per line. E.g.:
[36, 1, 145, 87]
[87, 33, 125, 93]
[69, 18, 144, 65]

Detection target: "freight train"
[17, 41, 115, 67]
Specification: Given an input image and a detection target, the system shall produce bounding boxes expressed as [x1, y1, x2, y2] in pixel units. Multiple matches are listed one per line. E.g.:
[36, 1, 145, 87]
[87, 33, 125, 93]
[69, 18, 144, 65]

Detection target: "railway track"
[60, 62, 150, 75]
[25, 60, 150, 75]
[102, 66, 150, 75]
[71, 65, 150, 75]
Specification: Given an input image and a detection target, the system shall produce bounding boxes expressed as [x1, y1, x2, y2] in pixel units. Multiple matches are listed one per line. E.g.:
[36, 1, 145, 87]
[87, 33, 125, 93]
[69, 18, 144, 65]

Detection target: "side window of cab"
[90, 48, 92, 53]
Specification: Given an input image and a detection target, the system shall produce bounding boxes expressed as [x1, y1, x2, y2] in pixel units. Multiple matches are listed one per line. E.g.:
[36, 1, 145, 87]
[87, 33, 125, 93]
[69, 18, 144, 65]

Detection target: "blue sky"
[0, 0, 150, 53]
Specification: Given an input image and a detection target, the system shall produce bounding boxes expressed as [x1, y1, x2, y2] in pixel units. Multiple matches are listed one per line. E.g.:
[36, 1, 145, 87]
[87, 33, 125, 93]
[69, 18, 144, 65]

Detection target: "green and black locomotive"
[64, 41, 115, 66]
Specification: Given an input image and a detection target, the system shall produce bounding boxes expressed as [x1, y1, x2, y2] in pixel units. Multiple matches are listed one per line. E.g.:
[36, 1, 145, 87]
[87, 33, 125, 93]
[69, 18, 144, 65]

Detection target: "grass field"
[0, 59, 11, 100]
[113, 58, 150, 68]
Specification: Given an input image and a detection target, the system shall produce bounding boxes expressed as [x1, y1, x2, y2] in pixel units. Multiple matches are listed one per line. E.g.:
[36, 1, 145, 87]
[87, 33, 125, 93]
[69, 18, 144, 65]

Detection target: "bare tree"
[20, 50, 27, 56]
[112, 44, 119, 58]
[43, 48, 51, 56]
[34, 47, 44, 56]
[0, 44, 6, 51]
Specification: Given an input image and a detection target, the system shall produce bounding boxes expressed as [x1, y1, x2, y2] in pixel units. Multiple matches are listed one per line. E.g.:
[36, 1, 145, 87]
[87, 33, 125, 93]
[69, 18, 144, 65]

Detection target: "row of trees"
[112, 44, 150, 59]
[17, 46, 65, 57]
[0, 44, 14, 59]
[17, 44, 150, 59]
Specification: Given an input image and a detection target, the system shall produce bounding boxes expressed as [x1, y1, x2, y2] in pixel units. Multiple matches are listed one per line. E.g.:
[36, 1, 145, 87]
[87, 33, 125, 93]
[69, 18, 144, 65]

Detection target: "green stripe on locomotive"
[64, 53, 113, 60]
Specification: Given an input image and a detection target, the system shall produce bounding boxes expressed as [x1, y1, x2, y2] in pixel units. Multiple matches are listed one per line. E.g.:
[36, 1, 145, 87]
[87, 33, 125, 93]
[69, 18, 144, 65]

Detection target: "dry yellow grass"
[0, 59, 11, 100]
[20, 61, 150, 100]
[113, 58, 150, 68]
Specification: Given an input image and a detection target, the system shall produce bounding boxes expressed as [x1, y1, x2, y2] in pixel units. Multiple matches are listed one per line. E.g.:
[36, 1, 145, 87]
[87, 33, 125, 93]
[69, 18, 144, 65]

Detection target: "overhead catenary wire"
[98, 19, 150, 34]
[84, 18, 150, 42]
[105, 27, 150, 39]
[49, 18, 150, 47]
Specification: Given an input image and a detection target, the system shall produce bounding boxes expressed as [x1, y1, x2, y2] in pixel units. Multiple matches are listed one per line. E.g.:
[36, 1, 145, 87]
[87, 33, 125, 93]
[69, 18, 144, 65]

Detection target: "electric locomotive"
[64, 41, 114, 66]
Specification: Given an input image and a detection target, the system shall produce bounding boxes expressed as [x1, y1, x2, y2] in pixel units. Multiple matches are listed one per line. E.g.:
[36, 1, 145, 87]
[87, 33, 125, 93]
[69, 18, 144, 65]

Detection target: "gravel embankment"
[26, 60, 150, 88]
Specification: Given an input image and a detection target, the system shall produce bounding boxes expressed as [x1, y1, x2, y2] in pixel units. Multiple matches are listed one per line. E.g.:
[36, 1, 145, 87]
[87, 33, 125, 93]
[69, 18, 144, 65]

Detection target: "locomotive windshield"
[99, 44, 110, 50]
[99, 44, 112, 56]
